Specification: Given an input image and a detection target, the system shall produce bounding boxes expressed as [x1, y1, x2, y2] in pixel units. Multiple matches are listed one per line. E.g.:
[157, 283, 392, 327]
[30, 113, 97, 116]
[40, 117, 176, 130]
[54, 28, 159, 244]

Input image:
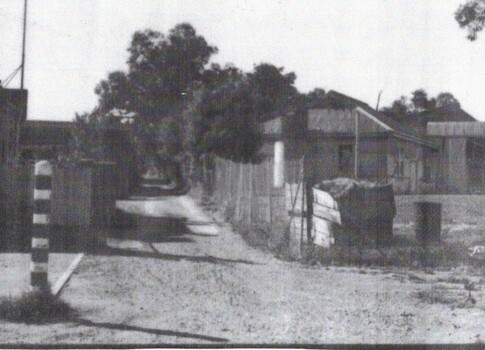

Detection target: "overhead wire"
[2, 7, 94, 87]
[2, 65, 23, 87]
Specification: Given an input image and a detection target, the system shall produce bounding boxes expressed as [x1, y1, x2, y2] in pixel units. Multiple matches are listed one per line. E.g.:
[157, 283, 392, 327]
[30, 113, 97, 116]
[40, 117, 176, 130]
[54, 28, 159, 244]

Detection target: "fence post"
[267, 158, 272, 225]
[249, 163, 253, 226]
[31, 160, 53, 291]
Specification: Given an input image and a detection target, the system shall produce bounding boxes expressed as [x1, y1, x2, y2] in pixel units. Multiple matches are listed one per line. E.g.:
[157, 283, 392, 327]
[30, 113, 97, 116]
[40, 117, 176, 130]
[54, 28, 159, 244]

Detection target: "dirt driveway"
[1, 195, 484, 345]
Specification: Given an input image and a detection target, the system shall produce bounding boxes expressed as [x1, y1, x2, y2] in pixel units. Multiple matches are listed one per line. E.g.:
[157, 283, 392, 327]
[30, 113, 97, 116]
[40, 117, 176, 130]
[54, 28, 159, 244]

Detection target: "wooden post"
[300, 158, 305, 252]
[236, 162, 244, 221]
[355, 110, 359, 180]
[267, 158, 273, 225]
[249, 163, 253, 226]
[274, 141, 285, 187]
[31, 160, 52, 291]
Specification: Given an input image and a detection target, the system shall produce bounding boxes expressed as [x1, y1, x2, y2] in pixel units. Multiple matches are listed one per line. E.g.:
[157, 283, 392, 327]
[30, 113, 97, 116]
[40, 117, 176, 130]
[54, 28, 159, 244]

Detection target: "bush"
[232, 220, 292, 260]
[0, 288, 77, 324]
[415, 284, 460, 305]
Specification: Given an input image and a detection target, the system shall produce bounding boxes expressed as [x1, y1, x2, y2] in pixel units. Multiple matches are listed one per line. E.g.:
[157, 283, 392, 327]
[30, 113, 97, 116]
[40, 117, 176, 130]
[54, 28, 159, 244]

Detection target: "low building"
[0, 88, 28, 163]
[427, 122, 485, 194]
[262, 90, 483, 194]
[19, 120, 76, 160]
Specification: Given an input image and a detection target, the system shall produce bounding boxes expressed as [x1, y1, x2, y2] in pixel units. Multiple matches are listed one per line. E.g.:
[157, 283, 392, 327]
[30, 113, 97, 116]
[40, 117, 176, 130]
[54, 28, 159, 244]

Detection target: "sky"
[1, 0, 484, 121]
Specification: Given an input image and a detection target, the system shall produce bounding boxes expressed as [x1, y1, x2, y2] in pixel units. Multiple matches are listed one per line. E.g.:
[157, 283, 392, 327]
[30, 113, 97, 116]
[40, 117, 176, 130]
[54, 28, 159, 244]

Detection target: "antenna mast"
[20, 0, 28, 89]
[375, 90, 383, 111]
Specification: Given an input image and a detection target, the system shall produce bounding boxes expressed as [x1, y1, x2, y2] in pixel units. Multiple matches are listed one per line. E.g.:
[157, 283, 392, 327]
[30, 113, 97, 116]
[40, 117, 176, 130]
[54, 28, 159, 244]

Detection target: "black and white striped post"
[31, 160, 53, 291]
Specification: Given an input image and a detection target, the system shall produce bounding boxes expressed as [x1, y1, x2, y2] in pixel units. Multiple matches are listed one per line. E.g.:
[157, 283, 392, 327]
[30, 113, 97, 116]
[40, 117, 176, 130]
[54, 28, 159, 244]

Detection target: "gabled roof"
[313, 90, 436, 147]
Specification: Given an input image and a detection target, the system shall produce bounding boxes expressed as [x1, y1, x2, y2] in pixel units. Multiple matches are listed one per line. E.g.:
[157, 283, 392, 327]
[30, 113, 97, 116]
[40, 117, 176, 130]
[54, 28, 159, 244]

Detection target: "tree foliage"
[382, 89, 462, 118]
[435, 92, 461, 112]
[199, 63, 297, 163]
[95, 24, 218, 123]
[411, 89, 434, 111]
[305, 88, 327, 109]
[247, 63, 298, 122]
[381, 95, 410, 120]
[455, 0, 485, 41]
[78, 23, 301, 172]
[82, 23, 220, 174]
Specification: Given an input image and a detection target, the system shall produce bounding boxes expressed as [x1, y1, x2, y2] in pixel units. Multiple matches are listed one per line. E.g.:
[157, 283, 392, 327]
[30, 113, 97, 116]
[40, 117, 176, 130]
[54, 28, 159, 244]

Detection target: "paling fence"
[213, 157, 307, 258]
[0, 160, 126, 251]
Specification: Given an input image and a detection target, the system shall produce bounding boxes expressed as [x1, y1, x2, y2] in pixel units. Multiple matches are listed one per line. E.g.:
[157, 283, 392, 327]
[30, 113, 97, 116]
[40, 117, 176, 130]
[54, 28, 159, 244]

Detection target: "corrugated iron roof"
[427, 122, 485, 137]
[317, 90, 435, 147]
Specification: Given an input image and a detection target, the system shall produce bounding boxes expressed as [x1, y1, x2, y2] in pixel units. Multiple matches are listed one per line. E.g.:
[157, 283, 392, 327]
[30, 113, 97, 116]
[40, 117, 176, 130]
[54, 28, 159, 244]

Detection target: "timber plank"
[313, 202, 341, 224]
[312, 188, 338, 210]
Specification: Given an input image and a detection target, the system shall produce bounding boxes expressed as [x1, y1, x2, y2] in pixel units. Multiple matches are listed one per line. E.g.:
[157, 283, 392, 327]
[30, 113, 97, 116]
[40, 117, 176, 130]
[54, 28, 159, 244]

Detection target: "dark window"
[423, 165, 431, 181]
[397, 151, 404, 177]
[338, 144, 353, 175]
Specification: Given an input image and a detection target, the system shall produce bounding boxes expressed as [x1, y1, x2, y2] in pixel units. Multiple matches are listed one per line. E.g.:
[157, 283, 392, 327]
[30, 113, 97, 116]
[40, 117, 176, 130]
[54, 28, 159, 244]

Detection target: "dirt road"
[1, 195, 484, 345]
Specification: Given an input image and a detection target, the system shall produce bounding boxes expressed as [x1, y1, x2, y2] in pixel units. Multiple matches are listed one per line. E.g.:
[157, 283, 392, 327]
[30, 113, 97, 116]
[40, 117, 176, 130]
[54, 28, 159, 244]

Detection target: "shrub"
[415, 284, 461, 305]
[0, 288, 77, 324]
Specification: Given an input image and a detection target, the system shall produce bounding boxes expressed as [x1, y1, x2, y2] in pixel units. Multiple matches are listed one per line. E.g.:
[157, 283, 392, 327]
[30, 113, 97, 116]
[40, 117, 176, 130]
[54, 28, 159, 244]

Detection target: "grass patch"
[415, 284, 461, 305]
[232, 219, 294, 260]
[0, 288, 77, 324]
[437, 275, 471, 284]
[414, 283, 481, 309]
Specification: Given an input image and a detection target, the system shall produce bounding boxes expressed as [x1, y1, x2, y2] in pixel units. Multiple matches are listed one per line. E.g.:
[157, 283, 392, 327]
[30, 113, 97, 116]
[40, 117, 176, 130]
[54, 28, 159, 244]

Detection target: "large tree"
[95, 24, 217, 122]
[199, 63, 298, 163]
[247, 63, 298, 122]
[80, 24, 300, 174]
[83, 23, 219, 171]
[455, 0, 485, 40]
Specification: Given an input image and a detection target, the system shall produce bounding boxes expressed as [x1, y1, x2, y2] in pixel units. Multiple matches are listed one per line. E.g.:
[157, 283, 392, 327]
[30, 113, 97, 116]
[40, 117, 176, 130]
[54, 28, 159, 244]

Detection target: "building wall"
[467, 139, 485, 194]
[357, 136, 388, 182]
[0, 89, 28, 163]
[387, 137, 437, 194]
[304, 135, 388, 186]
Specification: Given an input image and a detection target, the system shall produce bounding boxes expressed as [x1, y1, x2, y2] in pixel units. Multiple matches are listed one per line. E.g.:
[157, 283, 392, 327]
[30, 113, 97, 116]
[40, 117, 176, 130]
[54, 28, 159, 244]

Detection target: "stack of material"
[314, 178, 395, 246]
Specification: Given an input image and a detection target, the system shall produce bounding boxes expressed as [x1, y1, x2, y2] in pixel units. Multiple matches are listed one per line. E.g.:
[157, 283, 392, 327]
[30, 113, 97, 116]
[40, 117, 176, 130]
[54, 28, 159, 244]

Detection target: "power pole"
[20, 0, 28, 89]
[375, 90, 383, 111]
[354, 110, 359, 180]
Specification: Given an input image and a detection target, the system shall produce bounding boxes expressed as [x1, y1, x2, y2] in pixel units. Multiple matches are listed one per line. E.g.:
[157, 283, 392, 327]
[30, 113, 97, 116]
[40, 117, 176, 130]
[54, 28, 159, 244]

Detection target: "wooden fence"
[51, 160, 119, 227]
[213, 157, 307, 258]
[0, 160, 124, 250]
[214, 157, 278, 225]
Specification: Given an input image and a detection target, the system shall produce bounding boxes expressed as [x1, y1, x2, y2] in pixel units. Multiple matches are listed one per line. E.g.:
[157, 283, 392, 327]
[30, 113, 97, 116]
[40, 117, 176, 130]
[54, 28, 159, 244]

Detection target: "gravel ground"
[0, 253, 80, 298]
[1, 196, 485, 345]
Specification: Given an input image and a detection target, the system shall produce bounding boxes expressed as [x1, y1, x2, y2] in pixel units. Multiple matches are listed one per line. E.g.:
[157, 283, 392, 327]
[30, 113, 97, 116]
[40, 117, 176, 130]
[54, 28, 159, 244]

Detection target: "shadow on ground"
[94, 243, 259, 266]
[1, 211, 193, 253]
[75, 318, 229, 343]
[1, 212, 259, 266]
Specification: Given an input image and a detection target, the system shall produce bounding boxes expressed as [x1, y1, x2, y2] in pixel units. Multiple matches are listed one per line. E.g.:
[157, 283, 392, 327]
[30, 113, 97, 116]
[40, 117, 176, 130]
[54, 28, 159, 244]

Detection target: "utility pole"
[20, 0, 28, 89]
[354, 110, 359, 180]
[375, 90, 383, 111]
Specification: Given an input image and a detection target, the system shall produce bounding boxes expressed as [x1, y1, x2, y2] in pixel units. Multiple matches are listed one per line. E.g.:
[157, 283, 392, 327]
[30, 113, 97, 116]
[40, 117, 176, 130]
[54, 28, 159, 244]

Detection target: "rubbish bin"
[415, 202, 442, 243]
